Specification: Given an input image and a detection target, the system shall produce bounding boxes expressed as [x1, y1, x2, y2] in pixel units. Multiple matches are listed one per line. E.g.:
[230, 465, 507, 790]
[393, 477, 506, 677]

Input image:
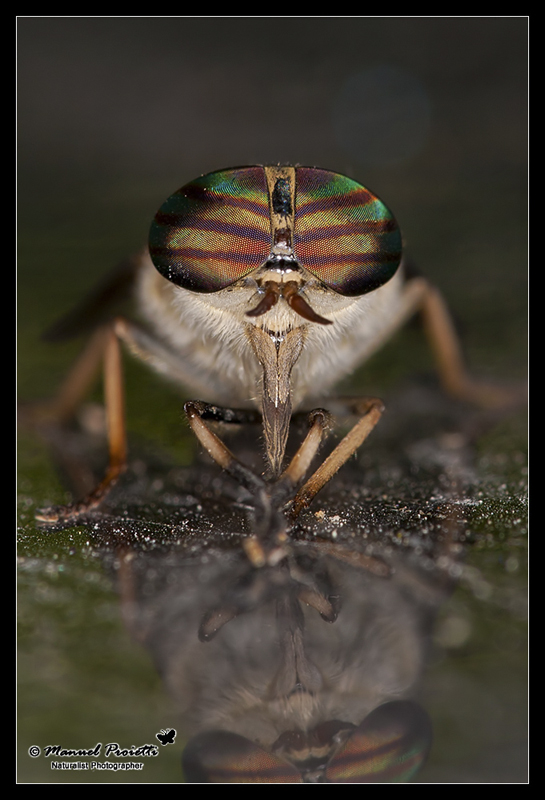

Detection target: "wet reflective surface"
[18, 384, 527, 782]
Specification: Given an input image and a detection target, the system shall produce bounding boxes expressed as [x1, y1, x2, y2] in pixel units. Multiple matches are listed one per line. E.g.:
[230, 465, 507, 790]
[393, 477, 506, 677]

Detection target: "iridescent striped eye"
[149, 167, 271, 292]
[325, 701, 432, 783]
[149, 165, 402, 297]
[181, 702, 430, 783]
[293, 168, 402, 297]
[182, 731, 301, 783]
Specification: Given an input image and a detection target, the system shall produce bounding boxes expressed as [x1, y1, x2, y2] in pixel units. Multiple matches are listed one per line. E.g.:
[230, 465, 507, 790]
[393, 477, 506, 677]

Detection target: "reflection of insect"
[35, 165, 513, 562]
[182, 701, 431, 783]
[116, 531, 453, 783]
[156, 728, 177, 745]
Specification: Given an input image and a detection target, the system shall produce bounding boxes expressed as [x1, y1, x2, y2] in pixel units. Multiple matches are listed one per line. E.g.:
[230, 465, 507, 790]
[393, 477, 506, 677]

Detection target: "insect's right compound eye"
[149, 167, 272, 292]
[182, 731, 301, 783]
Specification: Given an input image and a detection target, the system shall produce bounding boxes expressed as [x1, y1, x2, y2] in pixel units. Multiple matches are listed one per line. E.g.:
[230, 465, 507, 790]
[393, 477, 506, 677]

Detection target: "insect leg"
[270, 409, 333, 508]
[418, 281, 525, 408]
[180, 401, 261, 426]
[184, 401, 289, 566]
[184, 401, 266, 496]
[288, 398, 384, 520]
[21, 325, 110, 426]
[36, 325, 127, 522]
[363, 274, 524, 408]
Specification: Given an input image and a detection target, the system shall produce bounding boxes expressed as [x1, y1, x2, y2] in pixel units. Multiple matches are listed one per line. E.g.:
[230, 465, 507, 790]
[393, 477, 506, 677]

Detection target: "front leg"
[184, 401, 289, 567]
[184, 401, 334, 566]
[288, 398, 385, 520]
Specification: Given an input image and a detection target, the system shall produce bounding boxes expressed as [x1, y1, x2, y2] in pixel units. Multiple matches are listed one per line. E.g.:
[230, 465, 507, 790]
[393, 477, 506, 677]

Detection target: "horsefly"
[33, 165, 515, 564]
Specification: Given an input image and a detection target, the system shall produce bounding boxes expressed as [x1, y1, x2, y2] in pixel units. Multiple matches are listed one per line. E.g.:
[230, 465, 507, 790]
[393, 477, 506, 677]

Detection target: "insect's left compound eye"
[149, 167, 271, 292]
[293, 168, 402, 297]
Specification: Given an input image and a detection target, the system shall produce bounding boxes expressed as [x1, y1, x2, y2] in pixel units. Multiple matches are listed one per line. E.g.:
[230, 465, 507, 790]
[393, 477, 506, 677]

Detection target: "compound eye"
[182, 731, 301, 783]
[149, 167, 271, 292]
[325, 701, 432, 783]
[293, 168, 402, 297]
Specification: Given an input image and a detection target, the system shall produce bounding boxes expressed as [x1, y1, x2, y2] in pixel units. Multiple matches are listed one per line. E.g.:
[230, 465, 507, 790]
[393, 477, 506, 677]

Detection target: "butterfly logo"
[156, 728, 177, 746]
